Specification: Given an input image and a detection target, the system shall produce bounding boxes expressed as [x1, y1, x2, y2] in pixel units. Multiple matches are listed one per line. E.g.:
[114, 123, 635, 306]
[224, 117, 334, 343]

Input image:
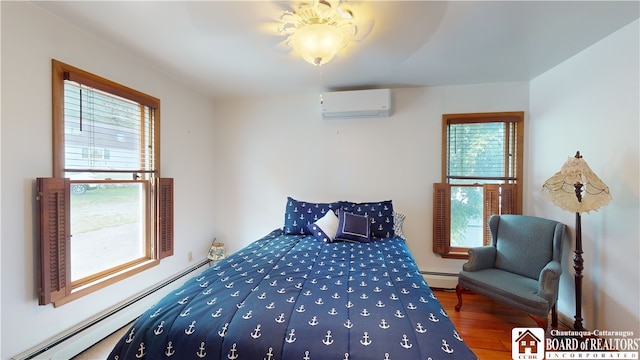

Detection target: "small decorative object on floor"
[208, 238, 226, 263]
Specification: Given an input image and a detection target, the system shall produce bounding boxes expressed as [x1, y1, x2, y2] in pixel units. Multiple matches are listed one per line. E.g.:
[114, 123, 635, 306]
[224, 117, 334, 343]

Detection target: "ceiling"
[35, 1, 639, 100]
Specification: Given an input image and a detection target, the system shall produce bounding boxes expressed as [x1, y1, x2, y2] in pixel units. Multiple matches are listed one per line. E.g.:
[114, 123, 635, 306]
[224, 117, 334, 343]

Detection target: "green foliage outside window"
[447, 122, 509, 247]
[450, 186, 483, 247]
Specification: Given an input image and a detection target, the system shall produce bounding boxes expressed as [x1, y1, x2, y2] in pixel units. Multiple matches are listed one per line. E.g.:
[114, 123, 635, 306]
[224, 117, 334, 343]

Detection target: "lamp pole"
[573, 181, 584, 330]
[573, 211, 584, 330]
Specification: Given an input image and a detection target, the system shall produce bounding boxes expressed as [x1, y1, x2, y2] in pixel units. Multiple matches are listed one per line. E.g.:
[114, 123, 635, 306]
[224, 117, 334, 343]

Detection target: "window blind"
[446, 121, 516, 182]
[63, 81, 155, 175]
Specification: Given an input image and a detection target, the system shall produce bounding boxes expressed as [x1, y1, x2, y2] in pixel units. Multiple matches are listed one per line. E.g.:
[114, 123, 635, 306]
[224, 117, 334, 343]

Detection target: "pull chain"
[318, 64, 325, 104]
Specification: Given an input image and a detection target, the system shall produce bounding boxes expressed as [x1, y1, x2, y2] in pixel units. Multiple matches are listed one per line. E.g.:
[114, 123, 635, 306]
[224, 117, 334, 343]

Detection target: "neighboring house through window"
[37, 60, 173, 306]
[433, 112, 523, 258]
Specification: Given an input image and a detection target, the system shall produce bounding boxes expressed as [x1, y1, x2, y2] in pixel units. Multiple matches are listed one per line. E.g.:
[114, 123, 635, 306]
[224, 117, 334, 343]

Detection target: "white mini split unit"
[320, 88, 391, 119]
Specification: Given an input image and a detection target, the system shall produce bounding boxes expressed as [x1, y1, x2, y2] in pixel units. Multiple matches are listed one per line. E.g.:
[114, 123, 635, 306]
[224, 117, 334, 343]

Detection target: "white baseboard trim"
[12, 260, 210, 360]
[422, 271, 459, 289]
[557, 312, 574, 329]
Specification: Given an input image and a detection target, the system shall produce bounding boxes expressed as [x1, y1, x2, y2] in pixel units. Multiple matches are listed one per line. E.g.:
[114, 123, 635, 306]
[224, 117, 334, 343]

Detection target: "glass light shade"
[288, 23, 348, 66]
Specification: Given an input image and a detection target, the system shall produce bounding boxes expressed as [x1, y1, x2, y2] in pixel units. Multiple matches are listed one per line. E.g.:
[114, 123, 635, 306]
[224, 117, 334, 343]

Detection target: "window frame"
[38, 60, 173, 307]
[433, 111, 524, 259]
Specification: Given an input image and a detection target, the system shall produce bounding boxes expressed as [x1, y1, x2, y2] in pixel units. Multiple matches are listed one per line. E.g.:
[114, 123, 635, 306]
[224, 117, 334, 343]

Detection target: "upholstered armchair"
[455, 214, 566, 329]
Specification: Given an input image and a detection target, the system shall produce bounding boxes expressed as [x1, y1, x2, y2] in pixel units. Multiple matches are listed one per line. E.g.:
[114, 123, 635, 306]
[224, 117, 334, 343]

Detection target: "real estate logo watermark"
[512, 327, 640, 360]
[513, 327, 545, 360]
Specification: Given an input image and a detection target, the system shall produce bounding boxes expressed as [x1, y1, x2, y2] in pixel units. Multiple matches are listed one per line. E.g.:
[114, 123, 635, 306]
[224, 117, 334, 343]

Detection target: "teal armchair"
[455, 214, 566, 329]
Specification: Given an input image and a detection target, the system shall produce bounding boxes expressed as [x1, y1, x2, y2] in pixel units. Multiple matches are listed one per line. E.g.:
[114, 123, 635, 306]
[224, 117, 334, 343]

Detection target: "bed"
[108, 198, 478, 360]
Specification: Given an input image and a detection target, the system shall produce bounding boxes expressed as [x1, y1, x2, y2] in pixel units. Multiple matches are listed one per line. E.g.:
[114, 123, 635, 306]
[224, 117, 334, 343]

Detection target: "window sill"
[440, 252, 469, 260]
[53, 259, 159, 307]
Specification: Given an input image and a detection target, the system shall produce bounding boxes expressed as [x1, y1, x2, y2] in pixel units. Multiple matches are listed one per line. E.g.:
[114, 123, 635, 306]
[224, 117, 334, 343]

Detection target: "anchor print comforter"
[108, 229, 478, 360]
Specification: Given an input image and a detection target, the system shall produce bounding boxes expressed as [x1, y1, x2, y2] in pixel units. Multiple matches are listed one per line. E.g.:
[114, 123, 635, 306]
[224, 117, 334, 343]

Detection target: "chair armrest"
[462, 246, 496, 272]
[537, 260, 562, 301]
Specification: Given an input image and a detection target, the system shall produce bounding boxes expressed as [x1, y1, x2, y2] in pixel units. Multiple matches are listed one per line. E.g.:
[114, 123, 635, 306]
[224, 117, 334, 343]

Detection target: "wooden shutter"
[432, 183, 450, 255]
[157, 178, 174, 259]
[499, 184, 517, 215]
[483, 184, 500, 246]
[482, 184, 518, 245]
[37, 178, 71, 305]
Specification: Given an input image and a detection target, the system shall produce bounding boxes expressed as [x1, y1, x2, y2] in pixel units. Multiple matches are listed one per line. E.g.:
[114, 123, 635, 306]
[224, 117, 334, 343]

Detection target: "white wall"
[211, 83, 530, 276]
[528, 20, 639, 332]
[1, 3, 218, 358]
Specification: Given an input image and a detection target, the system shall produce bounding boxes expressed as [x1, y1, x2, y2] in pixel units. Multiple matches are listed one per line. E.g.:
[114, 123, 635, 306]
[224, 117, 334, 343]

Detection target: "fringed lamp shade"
[541, 151, 611, 213]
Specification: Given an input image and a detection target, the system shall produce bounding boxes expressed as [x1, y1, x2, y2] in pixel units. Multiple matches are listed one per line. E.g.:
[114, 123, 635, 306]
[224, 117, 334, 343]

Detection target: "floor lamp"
[541, 151, 611, 330]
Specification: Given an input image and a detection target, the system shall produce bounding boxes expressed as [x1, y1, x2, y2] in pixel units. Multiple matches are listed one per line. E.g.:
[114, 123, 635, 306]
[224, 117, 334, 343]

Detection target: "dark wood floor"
[433, 289, 570, 360]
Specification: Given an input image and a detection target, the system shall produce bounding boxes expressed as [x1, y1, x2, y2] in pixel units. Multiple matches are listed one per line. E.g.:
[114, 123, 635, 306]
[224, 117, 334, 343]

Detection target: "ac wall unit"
[320, 88, 391, 119]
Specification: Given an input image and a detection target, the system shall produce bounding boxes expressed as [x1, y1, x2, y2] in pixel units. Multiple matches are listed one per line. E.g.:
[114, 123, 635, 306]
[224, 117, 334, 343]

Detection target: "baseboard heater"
[421, 271, 459, 290]
[13, 259, 210, 360]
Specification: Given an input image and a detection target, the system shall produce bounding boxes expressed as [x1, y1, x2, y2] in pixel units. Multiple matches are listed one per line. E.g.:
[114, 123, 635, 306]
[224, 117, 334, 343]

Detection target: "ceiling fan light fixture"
[280, 0, 357, 66]
[288, 23, 348, 66]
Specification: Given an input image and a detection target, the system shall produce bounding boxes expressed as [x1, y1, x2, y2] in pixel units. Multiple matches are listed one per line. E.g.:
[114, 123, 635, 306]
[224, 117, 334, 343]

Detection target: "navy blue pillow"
[341, 200, 395, 238]
[334, 209, 370, 243]
[283, 197, 341, 235]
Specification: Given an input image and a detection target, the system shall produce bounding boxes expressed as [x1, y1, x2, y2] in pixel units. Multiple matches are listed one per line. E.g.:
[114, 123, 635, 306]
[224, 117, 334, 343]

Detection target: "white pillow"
[307, 210, 339, 242]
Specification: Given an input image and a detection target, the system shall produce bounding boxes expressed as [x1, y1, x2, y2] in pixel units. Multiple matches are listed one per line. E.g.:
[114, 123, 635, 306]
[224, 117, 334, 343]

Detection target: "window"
[37, 60, 173, 306]
[433, 112, 523, 258]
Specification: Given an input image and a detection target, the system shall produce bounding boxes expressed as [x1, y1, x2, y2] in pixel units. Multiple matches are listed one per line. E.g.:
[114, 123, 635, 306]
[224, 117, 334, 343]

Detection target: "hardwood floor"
[75, 289, 568, 359]
[72, 325, 129, 359]
[435, 289, 570, 360]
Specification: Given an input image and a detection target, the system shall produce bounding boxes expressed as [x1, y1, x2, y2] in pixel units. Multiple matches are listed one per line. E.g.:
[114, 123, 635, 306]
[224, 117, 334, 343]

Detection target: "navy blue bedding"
[108, 230, 477, 359]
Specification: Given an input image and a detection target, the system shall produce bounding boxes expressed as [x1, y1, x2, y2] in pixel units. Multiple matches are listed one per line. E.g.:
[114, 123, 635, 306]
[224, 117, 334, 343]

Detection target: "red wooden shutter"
[432, 183, 450, 255]
[37, 178, 71, 305]
[157, 178, 174, 259]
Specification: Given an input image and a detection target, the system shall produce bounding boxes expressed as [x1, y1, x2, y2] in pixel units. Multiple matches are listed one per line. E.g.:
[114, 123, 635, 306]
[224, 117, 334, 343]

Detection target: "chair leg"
[454, 284, 464, 311]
